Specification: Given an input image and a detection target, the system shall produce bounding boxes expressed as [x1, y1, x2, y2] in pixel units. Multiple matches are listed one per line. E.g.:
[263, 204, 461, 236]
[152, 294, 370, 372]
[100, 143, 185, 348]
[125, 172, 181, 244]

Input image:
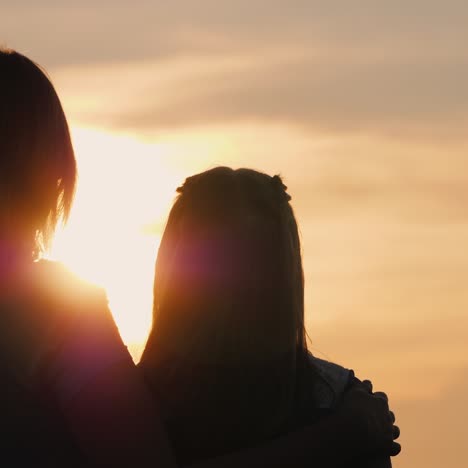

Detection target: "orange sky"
[2, 3, 468, 466]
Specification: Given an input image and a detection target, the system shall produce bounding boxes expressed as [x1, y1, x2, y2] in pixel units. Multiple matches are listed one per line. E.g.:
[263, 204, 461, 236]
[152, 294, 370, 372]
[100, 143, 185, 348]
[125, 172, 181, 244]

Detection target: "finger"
[373, 391, 388, 402]
[361, 379, 373, 393]
[373, 393, 389, 412]
[393, 425, 400, 440]
[390, 441, 401, 456]
[389, 411, 396, 423]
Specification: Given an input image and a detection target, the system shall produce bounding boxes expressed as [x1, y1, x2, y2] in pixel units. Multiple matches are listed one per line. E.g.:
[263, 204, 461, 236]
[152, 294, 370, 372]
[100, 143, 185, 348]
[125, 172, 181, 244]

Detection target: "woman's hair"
[140, 167, 311, 460]
[0, 49, 76, 257]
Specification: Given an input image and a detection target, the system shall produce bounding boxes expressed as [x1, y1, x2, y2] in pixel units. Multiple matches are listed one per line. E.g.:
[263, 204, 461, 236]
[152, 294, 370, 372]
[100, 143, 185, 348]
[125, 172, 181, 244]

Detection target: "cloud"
[47, 51, 468, 142]
[2, 1, 468, 139]
[3, 5, 467, 466]
[3, 1, 467, 66]
[115, 55, 468, 139]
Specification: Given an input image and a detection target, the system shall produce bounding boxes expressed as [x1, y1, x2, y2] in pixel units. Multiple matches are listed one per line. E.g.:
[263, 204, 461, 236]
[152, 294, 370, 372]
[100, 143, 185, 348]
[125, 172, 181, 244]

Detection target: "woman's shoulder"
[0, 260, 111, 385]
[29, 260, 119, 352]
[30, 260, 107, 309]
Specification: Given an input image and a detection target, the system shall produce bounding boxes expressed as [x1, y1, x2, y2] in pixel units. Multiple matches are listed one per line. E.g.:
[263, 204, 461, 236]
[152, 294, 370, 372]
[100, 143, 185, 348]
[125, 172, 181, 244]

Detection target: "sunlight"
[46, 123, 331, 359]
[47, 125, 248, 360]
[49, 127, 183, 357]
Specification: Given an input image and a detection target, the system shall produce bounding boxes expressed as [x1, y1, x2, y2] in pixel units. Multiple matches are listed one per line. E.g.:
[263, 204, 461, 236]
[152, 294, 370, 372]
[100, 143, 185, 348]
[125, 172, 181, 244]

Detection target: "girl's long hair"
[140, 167, 311, 461]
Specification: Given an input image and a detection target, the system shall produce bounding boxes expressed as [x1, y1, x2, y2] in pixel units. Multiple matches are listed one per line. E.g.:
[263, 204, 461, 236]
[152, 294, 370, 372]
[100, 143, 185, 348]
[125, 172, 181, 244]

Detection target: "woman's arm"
[191, 384, 399, 468]
[43, 280, 177, 468]
[345, 382, 400, 468]
[51, 302, 398, 468]
[62, 358, 397, 468]
[64, 366, 392, 468]
[42, 268, 397, 468]
[58, 344, 397, 468]
[62, 359, 176, 468]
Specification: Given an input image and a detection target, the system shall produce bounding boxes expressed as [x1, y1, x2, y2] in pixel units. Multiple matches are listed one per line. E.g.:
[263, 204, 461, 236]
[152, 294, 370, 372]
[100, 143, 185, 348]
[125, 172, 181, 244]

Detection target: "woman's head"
[0, 49, 76, 258]
[141, 167, 308, 453]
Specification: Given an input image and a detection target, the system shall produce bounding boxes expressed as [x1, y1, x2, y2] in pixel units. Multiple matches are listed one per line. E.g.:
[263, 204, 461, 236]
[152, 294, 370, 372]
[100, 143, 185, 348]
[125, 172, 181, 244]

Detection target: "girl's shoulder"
[308, 356, 355, 409]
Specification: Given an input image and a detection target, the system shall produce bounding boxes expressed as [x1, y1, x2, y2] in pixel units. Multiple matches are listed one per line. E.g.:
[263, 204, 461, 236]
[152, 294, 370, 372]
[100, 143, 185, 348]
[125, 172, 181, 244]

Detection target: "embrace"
[0, 49, 400, 467]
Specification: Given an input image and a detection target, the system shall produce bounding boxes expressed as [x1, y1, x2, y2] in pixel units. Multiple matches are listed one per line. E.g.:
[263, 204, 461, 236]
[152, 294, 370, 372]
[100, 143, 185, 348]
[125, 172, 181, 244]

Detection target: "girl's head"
[0, 49, 76, 259]
[141, 167, 309, 454]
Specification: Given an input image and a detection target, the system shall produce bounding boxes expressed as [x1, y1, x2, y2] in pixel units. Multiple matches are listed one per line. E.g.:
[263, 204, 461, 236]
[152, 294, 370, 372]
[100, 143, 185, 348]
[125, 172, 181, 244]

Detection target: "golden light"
[45, 124, 337, 360]
[49, 127, 183, 359]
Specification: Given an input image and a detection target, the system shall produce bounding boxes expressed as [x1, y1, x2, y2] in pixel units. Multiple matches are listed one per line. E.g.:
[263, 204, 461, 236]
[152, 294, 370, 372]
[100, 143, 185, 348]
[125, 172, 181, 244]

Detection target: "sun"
[48, 127, 182, 360]
[47, 125, 237, 360]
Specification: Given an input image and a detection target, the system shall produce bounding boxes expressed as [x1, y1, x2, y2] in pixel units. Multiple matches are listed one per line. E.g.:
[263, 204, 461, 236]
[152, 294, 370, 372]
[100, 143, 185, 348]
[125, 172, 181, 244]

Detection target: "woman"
[0, 48, 177, 467]
[140, 167, 400, 466]
[0, 49, 396, 468]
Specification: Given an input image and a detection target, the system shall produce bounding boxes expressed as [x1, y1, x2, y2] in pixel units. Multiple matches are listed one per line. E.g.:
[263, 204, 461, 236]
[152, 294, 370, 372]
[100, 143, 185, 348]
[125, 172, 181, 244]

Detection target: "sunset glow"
[49, 128, 178, 350]
[5, 2, 468, 465]
[48, 126, 248, 356]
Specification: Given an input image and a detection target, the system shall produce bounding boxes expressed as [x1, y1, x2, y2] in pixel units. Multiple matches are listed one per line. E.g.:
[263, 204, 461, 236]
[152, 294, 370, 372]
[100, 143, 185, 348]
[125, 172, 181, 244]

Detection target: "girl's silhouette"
[141, 167, 399, 466]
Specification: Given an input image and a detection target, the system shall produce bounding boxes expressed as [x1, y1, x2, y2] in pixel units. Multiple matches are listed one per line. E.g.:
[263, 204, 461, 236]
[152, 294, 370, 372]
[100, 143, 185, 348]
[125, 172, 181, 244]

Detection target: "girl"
[140, 167, 400, 466]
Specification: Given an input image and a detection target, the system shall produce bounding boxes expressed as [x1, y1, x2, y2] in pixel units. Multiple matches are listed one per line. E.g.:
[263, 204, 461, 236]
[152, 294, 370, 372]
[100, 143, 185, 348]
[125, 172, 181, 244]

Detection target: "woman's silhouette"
[1, 49, 397, 467]
[140, 167, 399, 465]
[0, 48, 176, 467]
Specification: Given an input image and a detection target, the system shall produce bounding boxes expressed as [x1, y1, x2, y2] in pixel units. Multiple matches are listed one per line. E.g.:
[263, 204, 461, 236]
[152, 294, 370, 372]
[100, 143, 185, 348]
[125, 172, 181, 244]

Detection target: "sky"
[2, 2, 468, 467]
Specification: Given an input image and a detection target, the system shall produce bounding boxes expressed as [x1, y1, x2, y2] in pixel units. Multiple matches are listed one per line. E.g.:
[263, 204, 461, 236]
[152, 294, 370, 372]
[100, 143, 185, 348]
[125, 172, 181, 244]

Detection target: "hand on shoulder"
[337, 378, 401, 458]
